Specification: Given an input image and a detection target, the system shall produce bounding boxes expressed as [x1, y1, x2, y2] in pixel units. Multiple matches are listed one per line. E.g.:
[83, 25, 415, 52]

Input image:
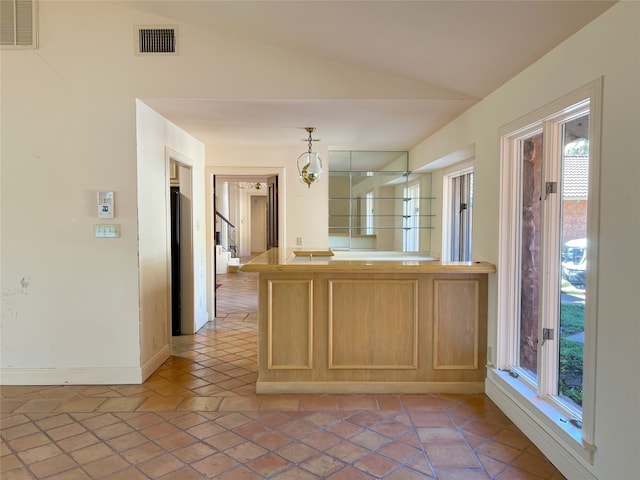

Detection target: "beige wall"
[1, 1, 638, 477]
[411, 3, 639, 478]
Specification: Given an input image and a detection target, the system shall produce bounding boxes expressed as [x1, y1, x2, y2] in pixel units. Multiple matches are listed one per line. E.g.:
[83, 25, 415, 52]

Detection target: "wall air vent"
[136, 26, 177, 55]
[1, 0, 37, 48]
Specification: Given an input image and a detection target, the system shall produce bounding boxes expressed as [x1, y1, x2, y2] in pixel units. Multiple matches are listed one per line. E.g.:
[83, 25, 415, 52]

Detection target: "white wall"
[411, 3, 639, 478]
[135, 102, 206, 376]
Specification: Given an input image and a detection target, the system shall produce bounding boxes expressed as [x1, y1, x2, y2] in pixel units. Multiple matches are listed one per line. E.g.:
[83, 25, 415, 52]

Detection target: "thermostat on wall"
[97, 191, 114, 219]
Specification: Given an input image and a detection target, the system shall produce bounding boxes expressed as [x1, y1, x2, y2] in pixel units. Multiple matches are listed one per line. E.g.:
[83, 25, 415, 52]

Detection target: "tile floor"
[1, 270, 565, 479]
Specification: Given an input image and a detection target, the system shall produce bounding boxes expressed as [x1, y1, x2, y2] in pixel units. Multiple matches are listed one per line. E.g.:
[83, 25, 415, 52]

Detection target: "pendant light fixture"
[297, 127, 323, 188]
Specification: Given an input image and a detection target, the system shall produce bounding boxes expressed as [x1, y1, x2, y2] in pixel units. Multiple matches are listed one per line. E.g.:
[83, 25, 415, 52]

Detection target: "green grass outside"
[559, 302, 584, 406]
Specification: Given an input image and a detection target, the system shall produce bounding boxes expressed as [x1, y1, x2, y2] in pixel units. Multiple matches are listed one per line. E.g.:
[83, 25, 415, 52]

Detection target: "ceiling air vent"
[1, 0, 37, 48]
[136, 26, 177, 55]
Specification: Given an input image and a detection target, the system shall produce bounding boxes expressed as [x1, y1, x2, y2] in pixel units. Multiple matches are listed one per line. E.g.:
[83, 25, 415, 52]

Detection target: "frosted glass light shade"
[297, 151, 323, 188]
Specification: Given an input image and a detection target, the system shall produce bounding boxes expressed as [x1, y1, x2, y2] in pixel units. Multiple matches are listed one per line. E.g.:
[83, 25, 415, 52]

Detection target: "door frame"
[205, 166, 285, 321]
[165, 148, 196, 338]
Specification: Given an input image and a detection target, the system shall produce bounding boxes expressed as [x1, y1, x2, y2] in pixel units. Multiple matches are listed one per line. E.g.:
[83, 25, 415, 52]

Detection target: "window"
[364, 191, 374, 235]
[497, 79, 601, 453]
[403, 183, 420, 251]
[442, 166, 474, 262]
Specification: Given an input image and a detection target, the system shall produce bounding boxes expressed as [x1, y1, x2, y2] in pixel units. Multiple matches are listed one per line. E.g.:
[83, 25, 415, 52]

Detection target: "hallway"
[1, 271, 564, 479]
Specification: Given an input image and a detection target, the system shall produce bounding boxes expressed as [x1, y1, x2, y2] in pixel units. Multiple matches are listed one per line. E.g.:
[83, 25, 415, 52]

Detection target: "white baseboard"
[256, 381, 485, 395]
[0, 366, 142, 385]
[486, 374, 597, 480]
[141, 344, 171, 382]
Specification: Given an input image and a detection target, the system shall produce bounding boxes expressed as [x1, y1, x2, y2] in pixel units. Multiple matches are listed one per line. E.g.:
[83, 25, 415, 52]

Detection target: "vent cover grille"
[1, 0, 36, 47]
[136, 26, 177, 54]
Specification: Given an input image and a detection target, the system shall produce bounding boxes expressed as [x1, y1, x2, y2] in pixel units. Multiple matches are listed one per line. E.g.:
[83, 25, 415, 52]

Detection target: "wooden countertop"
[239, 249, 496, 274]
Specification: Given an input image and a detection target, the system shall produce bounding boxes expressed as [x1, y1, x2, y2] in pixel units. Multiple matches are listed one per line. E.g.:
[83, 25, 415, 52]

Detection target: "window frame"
[495, 78, 602, 460]
[442, 163, 474, 262]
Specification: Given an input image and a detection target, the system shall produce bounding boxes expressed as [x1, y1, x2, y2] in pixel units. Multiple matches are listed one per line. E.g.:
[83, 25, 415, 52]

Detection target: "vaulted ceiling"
[129, 0, 615, 151]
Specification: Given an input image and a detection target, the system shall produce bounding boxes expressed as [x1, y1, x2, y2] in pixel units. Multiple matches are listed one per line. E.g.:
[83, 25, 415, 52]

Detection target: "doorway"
[212, 175, 279, 318]
[168, 157, 195, 336]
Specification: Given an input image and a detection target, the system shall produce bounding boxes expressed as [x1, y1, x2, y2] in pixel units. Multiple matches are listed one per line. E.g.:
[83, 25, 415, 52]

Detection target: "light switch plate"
[94, 224, 120, 238]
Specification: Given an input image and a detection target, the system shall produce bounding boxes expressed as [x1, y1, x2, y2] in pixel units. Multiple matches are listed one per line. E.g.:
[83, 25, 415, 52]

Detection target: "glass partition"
[328, 151, 434, 251]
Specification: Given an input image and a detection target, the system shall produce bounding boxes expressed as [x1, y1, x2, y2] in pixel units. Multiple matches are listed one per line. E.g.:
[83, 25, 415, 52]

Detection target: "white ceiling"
[130, 0, 615, 151]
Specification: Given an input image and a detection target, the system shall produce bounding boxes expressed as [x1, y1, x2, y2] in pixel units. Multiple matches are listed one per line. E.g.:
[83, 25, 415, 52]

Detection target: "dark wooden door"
[267, 175, 278, 248]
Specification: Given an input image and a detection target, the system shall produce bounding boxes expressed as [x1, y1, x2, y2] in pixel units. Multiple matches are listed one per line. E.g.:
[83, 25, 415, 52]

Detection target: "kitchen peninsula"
[240, 249, 496, 394]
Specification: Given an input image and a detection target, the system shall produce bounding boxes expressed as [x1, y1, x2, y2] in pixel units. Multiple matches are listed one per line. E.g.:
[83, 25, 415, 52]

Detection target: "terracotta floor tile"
[46, 467, 92, 480]
[301, 430, 342, 451]
[118, 412, 163, 429]
[276, 442, 319, 463]
[478, 452, 508, 477]
[326, 465, 375, 480]
[83, 454, 129, 478]
[106, 431, 148, 452]
[247, 452, 290, 477]
[0, 283, 565, 480]
[417, 427, 466, 444]
[300, 452, 345, 476]
[493, 428, 533, 450]
[436, 468, 491, 480]
[0, 400, 24, 414]
[375, 395, 404, 411]
[1, 453, 23, 472]
[56, 397, 106, 413]
[299, 395, 339, 411]
[56, 432, 101, 452]
[349, 430, 392, 450]
[224, 440, 267, 462]
[338, 396, 378, 411]
[218, 396, 260, 411]
[496, 465, 548, 479]
[409, 411, 455, 428]
[425, 443, 481, 468]
[172, 441, 217, 463]
[377, 441, 421, 463]
[70, 442, 115, 465]
[120, 441, 164, 465]
[140, 421, 182, 440]
[325, 440, 368, 463]
[17, 443, 62, 464]
[15, 398, 67, 413]
[385, 465, 436, 480]
[327, 420, 364, 439]
[252, 430, 291, 450]
[511, 451, 559, 478]
[178, 396, 222, 412]
[29, 453, 77, 478]
[477, 440, 522, 464]
[270, 466, 318, 479]
[79, 413, 121, 431]
[204, 430, 246, 450]
[192, 452, 239, 477]
[154, 430, 199, 451]
[215, 465, 263, 480]
[2, 422, 40, 441]
[0, 414, 31, 429]
[8, 432, 50, 452]
[159, 466, 209, 480]
[354, 452, 398, 477]
[136, 395, 184, 411]
[97, 397, 145, 413]
[137, 452, 184, 477]
[100, 467, 150, 480]
[2, 467, 41, 479]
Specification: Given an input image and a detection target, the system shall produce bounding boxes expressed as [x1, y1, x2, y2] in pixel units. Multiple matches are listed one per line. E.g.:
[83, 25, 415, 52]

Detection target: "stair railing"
[215, 211, 238, 257]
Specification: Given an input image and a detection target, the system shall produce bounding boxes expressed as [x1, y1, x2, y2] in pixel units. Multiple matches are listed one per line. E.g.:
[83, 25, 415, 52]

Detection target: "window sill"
[486, 368, 595, 466]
